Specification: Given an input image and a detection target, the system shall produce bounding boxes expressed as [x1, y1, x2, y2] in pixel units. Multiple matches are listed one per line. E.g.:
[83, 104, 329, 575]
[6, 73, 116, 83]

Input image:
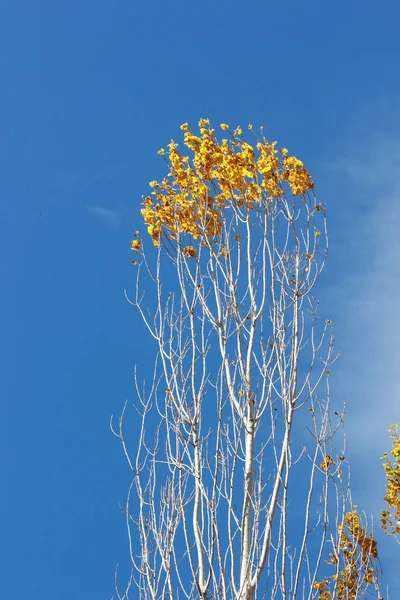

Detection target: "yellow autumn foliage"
[137, 119, 314, 250]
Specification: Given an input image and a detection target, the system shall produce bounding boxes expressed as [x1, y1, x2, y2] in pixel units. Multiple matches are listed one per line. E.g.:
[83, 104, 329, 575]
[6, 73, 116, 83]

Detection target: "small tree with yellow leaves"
[381, 424, 400, 541]
[112, 120, 384, 600]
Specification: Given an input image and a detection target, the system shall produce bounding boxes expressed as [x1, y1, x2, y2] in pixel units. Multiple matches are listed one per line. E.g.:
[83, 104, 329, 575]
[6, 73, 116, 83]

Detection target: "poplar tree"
[112, 120, 385, 600]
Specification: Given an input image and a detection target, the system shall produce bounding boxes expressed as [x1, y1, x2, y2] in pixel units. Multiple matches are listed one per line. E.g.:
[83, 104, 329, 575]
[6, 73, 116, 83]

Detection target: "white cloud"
[87, 205, 121, 229]
[330, 137, 400, 448]
[317, 134, 399, 566]
[318, 131, 400, 587]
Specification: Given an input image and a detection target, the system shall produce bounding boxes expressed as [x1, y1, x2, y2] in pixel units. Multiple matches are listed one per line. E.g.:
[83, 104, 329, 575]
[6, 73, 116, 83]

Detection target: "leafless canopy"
[112, 183, 382, 599]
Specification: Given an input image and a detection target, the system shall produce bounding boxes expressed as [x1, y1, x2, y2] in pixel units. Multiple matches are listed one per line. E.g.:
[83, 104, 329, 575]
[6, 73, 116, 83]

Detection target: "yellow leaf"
[183, 245, 197, 258]
[131, 239, 142, 252]
[320, 455, 333, 471]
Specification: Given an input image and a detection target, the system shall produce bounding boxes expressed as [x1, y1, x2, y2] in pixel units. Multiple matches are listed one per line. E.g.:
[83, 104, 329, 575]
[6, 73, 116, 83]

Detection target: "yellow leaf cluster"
[381, 423, 400, 536]
[183, 245, 197, 258]
[315, 510, 379, 599]
[320, 455, 333, 472]
[131, 239, 142, 253]
[138, 119, 315, 250]
[313, 580, 331, 600]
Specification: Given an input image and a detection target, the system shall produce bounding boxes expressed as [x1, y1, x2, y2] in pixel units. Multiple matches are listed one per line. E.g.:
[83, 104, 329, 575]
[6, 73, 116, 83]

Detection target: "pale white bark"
[113, 190, 383, 599]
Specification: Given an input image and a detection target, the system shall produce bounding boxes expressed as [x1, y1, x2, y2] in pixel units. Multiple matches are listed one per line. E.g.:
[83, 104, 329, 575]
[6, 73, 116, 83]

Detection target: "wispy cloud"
[331, 136, 400, 449]
[321, 129, 400, 586]
[321, 131, 400, 542]
[87, 205, 121, 229]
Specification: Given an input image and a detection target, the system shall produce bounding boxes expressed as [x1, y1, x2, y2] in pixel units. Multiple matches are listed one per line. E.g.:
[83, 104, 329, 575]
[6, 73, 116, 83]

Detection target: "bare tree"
[112, 120, 383, 599]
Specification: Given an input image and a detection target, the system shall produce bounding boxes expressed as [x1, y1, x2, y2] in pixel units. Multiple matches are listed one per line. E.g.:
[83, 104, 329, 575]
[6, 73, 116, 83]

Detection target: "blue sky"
[1, 0, 400, 597]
